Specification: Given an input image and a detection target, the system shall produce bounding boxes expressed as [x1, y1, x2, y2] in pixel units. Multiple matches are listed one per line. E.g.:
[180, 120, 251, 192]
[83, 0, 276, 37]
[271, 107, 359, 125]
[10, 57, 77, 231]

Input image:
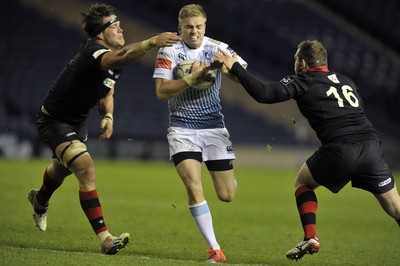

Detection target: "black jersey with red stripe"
[43, 39, 121, 123]
[231, 62, 378, 144]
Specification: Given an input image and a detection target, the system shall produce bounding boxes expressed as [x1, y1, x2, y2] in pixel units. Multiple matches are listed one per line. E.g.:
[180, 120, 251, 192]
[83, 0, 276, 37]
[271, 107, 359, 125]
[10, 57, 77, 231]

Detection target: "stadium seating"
[103, 0, 400, 152]
[3, 0, 399, 165]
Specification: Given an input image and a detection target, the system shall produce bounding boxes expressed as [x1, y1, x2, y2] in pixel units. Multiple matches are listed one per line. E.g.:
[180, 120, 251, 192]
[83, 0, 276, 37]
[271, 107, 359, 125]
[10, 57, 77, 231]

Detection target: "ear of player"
[174, 59, 216, 89]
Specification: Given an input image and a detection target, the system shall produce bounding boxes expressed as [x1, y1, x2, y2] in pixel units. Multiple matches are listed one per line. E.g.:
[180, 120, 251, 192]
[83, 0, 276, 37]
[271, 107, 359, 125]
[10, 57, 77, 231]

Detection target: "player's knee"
[186, 184, 204, 201]
[58, 140, 88, 170]
[75, 162, 96, 178]
[75, 163, 97, 191]
[218, 195, 234, 202]
[217, 189, 236, 202]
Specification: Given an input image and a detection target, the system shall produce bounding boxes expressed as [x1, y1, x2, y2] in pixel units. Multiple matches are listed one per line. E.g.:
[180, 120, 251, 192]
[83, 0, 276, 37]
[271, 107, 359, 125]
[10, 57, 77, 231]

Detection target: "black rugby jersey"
[231, 62, 378, 144]
[43, 39, 121, 123]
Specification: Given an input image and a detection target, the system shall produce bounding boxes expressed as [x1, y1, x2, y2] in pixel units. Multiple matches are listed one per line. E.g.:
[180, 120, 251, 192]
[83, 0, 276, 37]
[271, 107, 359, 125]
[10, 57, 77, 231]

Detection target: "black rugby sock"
[37, 170, 63, 207]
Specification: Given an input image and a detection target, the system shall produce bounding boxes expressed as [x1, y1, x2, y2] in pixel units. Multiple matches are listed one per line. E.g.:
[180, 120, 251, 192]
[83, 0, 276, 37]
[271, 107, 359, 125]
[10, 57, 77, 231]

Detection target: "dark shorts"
[172, 151, 234, 171]
[35, 110, 88, 152]
[306, 140, 394, 194]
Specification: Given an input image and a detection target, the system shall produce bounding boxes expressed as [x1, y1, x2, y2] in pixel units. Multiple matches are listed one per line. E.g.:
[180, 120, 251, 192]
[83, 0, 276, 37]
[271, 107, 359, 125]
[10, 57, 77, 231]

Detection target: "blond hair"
[178, 4, 207, 28]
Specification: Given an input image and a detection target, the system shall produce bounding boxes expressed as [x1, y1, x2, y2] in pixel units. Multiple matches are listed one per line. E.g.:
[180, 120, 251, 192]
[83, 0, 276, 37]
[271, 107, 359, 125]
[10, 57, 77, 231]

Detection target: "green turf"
[0, 158, 399, 265]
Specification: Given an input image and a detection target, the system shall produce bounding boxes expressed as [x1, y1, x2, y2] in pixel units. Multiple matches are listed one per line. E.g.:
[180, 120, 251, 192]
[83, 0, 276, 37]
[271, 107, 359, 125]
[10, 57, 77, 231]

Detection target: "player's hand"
[190, 61, 212, 81]
[213, 48, 238, 71]
[210, 59, 223, 70]
[155, 32, 181, 47]
[99, 118, 113, 140]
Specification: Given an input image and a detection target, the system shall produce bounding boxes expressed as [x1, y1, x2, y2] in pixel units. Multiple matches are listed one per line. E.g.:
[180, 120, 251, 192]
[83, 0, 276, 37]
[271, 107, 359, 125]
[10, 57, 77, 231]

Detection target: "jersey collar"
[307, 65, 329, 72]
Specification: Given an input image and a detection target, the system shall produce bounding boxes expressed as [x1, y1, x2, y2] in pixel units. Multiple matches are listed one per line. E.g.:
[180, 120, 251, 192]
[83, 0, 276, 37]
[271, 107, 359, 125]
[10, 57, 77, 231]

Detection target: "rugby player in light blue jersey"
[153, 3, 247, 263]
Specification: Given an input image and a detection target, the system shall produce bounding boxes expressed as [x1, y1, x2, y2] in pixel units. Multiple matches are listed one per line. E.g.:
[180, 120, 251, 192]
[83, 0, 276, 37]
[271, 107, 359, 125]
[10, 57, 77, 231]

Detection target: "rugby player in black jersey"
[27, 3, 180, 255]
[214, 40, 400, 260]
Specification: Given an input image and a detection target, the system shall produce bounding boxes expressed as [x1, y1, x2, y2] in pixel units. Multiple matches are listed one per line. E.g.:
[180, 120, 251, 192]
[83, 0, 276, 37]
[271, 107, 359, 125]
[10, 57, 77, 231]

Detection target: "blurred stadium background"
[1, 0, 399, 169]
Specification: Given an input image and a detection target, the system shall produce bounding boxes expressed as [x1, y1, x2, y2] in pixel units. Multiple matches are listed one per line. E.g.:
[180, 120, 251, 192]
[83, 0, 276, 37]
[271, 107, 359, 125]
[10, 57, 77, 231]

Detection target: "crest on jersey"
[280, 76, 294, 85]
[204, 50, 213, 60]
[327, 74, 340, 83]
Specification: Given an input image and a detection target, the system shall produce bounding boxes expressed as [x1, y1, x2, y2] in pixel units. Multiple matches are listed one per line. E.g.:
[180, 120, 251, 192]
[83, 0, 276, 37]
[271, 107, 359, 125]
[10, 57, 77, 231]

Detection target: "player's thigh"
[200, 128, 235, 162]
[306, 143, 356, 193]
[209, 169, 236, 201]
[36, 113, 87, 151]
[374, 185, 400, 218]
[352, 140, 394, 194]
[176, 159, 205, 204]
[175, 159, 203, 188]
[295, 163, 319, 189]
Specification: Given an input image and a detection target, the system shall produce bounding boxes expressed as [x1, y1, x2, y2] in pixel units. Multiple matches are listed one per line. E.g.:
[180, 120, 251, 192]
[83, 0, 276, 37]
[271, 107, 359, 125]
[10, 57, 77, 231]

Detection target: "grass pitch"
[0, 158, 399, 265]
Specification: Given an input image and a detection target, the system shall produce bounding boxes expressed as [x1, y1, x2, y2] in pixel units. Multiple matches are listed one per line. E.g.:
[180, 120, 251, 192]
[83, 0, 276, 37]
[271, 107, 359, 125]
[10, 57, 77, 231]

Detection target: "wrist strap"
[141, 36, 157, 52]
[183, 74, 197, 86]
[103, 112, 114, 122]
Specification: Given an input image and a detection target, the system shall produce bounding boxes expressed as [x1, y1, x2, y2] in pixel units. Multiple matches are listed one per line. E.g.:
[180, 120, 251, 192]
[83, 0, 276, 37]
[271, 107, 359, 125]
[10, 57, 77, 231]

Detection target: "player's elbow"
[155, 90, 169, 101]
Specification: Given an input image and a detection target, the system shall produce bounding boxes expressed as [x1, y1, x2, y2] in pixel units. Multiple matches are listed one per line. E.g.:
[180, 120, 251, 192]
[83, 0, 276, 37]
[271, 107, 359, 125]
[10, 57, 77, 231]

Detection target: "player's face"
[179, 16, 206, 49]
[100, 15, 125, 49]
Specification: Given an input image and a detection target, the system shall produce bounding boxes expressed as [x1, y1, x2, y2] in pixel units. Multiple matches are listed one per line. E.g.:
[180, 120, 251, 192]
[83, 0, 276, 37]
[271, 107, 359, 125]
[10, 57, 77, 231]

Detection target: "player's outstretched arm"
[214, 48, 289, 103]
[101, 32, 180, 70]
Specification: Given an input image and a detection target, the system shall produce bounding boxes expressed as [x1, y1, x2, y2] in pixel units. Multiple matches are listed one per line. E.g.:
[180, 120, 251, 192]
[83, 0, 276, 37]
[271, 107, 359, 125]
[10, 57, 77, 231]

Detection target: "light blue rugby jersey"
[153, 37, 247, 129]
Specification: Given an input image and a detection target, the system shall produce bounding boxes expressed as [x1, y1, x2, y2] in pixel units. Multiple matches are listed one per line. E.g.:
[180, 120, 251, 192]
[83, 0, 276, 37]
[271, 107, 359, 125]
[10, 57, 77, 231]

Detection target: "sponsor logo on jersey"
[280, 76, 294, 85]
[155, 58, 173, 70]
[327, 74, 340, 83]
[226, 146, 234, 153]
[226, 46, 236, 56]
[378, 177, 392, 187]
[103, 78, 115, 89]
[178, 53, 186, 61]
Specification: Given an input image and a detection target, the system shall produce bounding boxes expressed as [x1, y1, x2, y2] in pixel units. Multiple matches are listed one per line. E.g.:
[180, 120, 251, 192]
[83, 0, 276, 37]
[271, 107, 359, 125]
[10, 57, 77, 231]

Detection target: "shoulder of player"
[158, 41, 184, 54]
[80, 39, 110, 59]
[205, 37, 228, 47]
[80, 39, 108, 51]
[333, 71, 353, 81]
[156, 42, 183, 61]
[279, 75, 299, 86]
[278, 74, 316, 90]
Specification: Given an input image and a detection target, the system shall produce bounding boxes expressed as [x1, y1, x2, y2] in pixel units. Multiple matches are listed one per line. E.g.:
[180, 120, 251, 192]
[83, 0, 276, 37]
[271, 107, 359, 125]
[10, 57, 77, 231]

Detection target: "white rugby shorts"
[167, 127, 236, 161]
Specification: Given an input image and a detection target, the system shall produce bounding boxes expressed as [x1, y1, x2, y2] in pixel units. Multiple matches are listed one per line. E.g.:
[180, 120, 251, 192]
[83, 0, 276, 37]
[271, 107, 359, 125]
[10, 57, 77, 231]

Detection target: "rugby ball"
[174, 59, 216, 89]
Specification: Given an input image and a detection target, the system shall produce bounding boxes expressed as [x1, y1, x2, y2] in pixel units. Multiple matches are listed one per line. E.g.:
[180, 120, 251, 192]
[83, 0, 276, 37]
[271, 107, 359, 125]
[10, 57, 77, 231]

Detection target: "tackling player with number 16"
[214, 40, 400, 260]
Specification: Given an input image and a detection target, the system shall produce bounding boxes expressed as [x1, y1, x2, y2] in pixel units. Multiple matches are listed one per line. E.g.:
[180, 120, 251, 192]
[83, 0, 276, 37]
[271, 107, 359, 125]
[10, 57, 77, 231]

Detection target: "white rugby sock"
[189, 201, 220, 250]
